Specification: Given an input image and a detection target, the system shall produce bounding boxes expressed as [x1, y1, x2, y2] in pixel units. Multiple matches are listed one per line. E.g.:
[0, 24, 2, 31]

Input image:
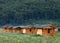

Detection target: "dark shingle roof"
[34, 24, 52, 28]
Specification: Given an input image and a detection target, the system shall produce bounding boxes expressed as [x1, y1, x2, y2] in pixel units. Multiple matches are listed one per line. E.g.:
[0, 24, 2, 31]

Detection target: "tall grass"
[0, 29, 60, 43]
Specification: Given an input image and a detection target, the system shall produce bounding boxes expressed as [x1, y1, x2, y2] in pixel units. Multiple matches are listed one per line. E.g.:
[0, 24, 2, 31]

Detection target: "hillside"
[0, 0, 60, 26]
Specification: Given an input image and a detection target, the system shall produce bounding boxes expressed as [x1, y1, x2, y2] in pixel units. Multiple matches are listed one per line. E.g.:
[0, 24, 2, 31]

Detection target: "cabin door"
[43, 28, 53, 36]
[29, 28, 35, 34]
[47, 28, 54, 36]
[29, 28, 33, 34]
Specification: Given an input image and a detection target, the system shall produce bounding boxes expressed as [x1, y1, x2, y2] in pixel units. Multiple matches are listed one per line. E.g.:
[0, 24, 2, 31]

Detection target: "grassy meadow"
[0, 29, 60, 43]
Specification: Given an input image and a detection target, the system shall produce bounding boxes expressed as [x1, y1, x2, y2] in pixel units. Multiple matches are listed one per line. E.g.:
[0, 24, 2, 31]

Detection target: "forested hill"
[0, 0, 60, 26]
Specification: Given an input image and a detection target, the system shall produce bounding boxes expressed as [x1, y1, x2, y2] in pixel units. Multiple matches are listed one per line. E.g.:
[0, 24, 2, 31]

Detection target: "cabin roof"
[3, 24, 55, 29]
[34, 24, 53, 29]
[12, 26, 28, 29]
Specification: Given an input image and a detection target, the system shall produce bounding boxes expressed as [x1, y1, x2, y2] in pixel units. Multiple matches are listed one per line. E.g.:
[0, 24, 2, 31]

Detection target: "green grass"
[0, 29, 60, 43]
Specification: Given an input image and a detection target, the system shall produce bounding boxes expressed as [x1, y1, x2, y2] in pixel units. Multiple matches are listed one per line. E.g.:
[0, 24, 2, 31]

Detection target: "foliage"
[0, 0, 60, 26]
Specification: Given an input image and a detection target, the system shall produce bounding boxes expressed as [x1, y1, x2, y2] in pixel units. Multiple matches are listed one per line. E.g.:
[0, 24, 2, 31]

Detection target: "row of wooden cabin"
[3, 25, 58, 36]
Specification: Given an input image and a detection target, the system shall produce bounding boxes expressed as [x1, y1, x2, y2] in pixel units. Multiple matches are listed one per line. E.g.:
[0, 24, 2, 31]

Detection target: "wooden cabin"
[3, 25, 57, 36]
[3, 26, 13, 32]
[8, 27, 13, 32]
[36, 25, 56, 36]
[22, 25, 37, 34]
[3, 26, 8, 32]
[11, 26, 22, 32]
[16, 27, 22, 32]
[12, 27, 17, 32]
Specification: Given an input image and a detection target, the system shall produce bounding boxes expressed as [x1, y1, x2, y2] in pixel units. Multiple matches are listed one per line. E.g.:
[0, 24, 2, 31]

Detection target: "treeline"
[0, 0, 60, 26]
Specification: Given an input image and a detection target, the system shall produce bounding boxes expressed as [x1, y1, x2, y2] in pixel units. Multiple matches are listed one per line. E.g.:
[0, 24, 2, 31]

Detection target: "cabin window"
[29, 29, 32, 32]
[48, 29, 50, 33]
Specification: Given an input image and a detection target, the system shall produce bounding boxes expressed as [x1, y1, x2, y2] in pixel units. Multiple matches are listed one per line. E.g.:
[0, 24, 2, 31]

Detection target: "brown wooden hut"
[36, 24, 56, 36]
[3, 26, 8, 32]
[12, 27, 17, 32]
[16, 27, 22, 32]
[8, 27, 13, 32]
[11, 26, 22, 32]
[22, 25, 37, 34]
[3, 26, 13, 32]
